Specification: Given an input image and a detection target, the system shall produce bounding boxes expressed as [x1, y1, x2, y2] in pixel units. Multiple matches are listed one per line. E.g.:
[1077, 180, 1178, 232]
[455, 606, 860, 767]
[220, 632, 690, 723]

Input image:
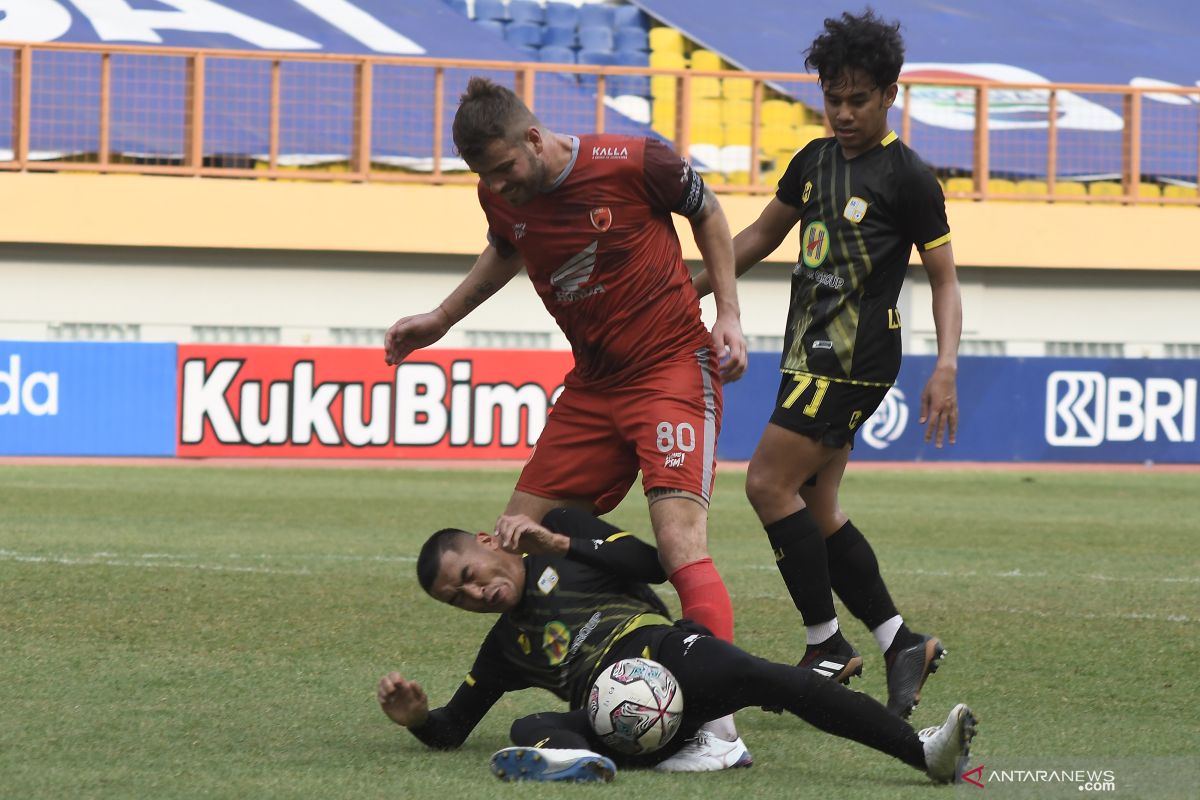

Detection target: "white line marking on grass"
[743, 564, 1198, 586]
[990, 606, 1194, 625]
[0, 549, 416, 574]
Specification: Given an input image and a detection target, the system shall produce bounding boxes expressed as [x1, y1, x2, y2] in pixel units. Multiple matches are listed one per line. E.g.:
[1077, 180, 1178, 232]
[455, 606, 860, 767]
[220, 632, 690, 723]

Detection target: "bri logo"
[0, 355, 59, 416]
[1045, 371, 1197, 446]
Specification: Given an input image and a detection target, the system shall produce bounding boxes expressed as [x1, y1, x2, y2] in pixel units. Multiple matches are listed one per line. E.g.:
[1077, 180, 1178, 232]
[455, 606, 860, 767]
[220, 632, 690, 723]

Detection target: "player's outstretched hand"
[920, 364, 958, 448]
[711, 314, 748, 382]
[377, 672, 430, 728]
[383, 309, 451, 366]
[494, 514, 569, 556]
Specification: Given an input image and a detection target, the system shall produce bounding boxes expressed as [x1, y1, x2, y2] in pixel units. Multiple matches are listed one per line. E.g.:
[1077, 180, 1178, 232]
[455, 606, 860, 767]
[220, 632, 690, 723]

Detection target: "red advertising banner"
[176, 346, 574, 459]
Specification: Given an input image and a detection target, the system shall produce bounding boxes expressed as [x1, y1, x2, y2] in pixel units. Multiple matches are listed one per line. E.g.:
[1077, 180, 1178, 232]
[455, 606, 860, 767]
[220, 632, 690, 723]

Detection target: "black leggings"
[510, 626, 926, 770]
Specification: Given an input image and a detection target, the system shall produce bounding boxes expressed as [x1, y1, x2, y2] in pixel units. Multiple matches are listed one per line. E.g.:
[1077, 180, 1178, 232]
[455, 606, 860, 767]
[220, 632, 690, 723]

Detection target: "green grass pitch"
[1, 464, 1197, 798]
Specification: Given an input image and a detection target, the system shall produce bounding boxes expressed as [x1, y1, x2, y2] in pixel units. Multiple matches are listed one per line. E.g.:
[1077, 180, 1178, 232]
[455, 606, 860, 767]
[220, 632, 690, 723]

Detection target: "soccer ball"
[587, 657, 684, 755]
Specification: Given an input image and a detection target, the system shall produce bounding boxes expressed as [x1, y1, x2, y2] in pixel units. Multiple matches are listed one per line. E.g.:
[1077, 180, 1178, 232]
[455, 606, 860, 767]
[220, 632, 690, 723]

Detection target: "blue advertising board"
[721, 354, 1200, 464]
[0, 341, 176, 456]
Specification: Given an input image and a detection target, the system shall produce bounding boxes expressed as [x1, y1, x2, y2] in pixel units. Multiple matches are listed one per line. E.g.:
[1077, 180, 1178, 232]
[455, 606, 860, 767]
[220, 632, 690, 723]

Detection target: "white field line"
[742, 563, 1200, 584]
[0, 548, 416, 576]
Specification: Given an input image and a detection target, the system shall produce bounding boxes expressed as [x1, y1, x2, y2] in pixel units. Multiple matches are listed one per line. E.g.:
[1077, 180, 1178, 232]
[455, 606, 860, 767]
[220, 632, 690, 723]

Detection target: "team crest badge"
[802, 180, 813, 203]
[542, 621, 571, 665]
[536, 566, 559, 595]
[801, 220, 830, 268]
[843, 196, 869, 224]
[589, 207, 612, 232]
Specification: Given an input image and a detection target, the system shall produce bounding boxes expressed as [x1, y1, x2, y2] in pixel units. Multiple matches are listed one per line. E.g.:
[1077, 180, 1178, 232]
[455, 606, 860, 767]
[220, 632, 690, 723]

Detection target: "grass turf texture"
[1, 464, 1196, 799]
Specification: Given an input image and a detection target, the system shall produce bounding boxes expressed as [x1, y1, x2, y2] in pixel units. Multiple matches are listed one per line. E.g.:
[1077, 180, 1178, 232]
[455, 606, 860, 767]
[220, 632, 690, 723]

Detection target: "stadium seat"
[723, 78, 753, 101]
[987, 178, 1018, 196]
[443, 0, 468, 17]
[579, 26, 614, 52]
[1163, 184, 1198, 199]
[544, 1, 579, 28]
[651, 75, 678, 103]
[652, 100, 678, 135]
[579, 4, 616, 29]
[1015, 179, 1049, 196]
[649, 27, 685, 53]
[944, 177, 976, 195]
[649, 50, 686, 70]
[1137, 183, 1162, 199]
[690, 78, 722, 100]
[504, 22, 544, 48]
[611, 50, 650, 96]
[507, 0, 544, 25]
[1052, 181, 1088, 200]
[723, 126, 751, 146]
[691, 122, 724, 146]
[692, 98, 723, 123]
[797, 124, 826, 146]
[543, 25, 576, 48]
[690, 50, 723, 72]
[725, 170, 751, 186]
[578, 49, 616, 66]
[721, 100, 752, 126]
[614, 50, 649, 67]
[615, 26, 649, 53]
[476, 19, 505, 36]
[761, 99, 794, 126]
[539, 46, 576, 64]
[474, 0, 506, 22]
[758, 125, 798, 153]
[613, 5, 647, 29]
[1087, 181, 1123, 197]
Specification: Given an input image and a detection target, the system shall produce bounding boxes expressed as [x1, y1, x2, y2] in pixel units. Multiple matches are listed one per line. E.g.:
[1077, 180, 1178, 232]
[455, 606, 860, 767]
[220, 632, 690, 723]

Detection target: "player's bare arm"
[694, 196, 803, 298]
[377, 671, 431, 728]
[917, 242, 962, 447]
[384, 244, 524, 365]
[493, 513, 569, 556]
[689, 187, 748, 381]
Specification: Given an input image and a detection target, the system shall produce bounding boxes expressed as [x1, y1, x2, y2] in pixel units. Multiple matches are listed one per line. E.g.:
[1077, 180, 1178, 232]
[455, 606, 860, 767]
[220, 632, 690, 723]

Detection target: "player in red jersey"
[384, 77, 750, 770]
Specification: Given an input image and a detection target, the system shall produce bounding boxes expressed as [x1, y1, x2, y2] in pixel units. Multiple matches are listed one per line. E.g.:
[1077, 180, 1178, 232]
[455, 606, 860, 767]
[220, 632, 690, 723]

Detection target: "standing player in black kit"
[695, 9, 963, 718]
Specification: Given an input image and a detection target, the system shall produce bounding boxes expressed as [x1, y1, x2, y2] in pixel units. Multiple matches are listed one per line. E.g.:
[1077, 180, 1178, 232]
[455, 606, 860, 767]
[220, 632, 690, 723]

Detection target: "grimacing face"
[822, 68, 897, 159]
[429, 534, 524, 614]
[466, 129, 548, 207]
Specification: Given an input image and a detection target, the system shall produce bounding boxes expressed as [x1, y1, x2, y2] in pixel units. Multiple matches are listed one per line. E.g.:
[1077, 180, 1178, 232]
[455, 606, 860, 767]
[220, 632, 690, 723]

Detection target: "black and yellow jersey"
[776, 132, 950, 386]
[408, 508, 671, 750]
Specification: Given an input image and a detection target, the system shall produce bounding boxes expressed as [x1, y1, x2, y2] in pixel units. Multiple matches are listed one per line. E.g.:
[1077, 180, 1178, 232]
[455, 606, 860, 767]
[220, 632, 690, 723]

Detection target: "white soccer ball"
[587, 657, 684, 755]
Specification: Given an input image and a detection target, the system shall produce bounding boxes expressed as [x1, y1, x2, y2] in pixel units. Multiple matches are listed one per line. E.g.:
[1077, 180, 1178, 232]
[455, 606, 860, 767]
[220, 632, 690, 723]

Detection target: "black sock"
[765, 509, 836, 627]
[825, 520, 901, 630]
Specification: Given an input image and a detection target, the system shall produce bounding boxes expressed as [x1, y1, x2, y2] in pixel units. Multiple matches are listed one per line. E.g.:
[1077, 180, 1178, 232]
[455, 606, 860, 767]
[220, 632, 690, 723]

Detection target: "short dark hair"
[805, 8, 905, 90]
[452, 76, 541, 162]
[416, 528, 473, 595]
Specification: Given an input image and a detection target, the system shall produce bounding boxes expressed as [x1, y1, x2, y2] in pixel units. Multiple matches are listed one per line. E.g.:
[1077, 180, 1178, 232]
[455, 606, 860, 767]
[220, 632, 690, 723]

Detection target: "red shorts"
[516, 350, 723, 514]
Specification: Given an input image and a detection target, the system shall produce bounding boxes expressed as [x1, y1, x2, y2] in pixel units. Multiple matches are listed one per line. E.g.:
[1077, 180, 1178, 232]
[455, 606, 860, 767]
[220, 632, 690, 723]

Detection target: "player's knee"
[744, 462, 785, 514]
[509, 713, 543, 745]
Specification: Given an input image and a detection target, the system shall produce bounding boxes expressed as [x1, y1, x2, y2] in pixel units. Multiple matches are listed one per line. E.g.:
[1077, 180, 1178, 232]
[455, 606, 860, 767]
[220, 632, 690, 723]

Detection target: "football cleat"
[800, 635, 864, 685]
[919, 703, 978, 783]
[653, 731, 753, 772]
[885, 634, 945, 718]
[489, 747, 616, 783]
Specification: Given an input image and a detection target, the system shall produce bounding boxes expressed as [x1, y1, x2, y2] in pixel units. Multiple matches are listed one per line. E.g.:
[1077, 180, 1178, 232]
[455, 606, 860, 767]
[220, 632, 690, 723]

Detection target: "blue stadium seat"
[545, 1, 579, 28]
[443, 0, 469, 17]
[507, 0, 545, 25]
[578, 49, 617, 66]
[615, 26, 649, 53]
[474, 0, 507, 22]
[579, 26, 614, 52]
[613, 5, 647, 29]
[539, 46, 577, 64]
[543, 25, 577, 48]
[476, 18, 505, 36]
[611, 50, 650, 96]
[579, 4, 616, 29]
[504, 22, 544, 48]
[613, 50, 649, 67]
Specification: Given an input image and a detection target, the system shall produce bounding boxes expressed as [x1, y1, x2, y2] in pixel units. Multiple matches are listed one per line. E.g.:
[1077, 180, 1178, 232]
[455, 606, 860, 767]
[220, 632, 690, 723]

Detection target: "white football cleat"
[918, 703, 978, 783]
[653, 730, 754, 772]
[489, 747, 616, 783]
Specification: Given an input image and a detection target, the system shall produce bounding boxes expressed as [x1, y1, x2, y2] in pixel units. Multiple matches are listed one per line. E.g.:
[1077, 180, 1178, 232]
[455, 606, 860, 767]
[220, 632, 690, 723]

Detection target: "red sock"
[669, 557, 734, 642]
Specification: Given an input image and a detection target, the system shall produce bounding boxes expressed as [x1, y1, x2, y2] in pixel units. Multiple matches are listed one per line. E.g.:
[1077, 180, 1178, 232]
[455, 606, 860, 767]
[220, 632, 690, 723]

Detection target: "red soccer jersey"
[480, 134, 712, 388]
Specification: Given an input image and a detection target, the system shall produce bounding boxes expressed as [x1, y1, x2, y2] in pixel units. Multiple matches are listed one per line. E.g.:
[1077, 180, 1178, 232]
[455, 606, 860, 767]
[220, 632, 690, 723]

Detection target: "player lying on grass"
[376, 509, 977, 783]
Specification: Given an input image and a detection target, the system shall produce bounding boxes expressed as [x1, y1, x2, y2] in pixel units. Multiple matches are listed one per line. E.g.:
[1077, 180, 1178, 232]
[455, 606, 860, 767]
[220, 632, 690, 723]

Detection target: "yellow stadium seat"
[761, 99, 794, 126]
[1015, 179, 1049, 196]
[759, 125, 798, 153]
[1163, 184, 1198, 199]
[651, 75, 678, 101]
[723, 125, 752, 146]
[797, 124, 827, 147]
[771, 148, 798, 170]
[721, 100, 752, 126]
[1087, 181, 1123, 197]
[690, 122, 724, 146]
[944, 177, 975, 195]
[1137, 183, 1162, 199]
[725, 170, 751, 186]
[689, 77, 722, 99]
[649, 27, 685, 54]
[722, 78, 753, 100]
[692, 98, 723, 124]
[1053, 181, 1087, 198]
[650, 50, 686, 70]
[690, 49, 723, 72]
[703, 171, 726, 186]
[987, 178, 1018, 196]
[652, 102, 677, 137]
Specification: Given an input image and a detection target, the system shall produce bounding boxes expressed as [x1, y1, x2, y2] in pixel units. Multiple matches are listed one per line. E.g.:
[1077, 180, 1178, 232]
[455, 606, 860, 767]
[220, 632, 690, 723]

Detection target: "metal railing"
[2, 41, 1197, 205]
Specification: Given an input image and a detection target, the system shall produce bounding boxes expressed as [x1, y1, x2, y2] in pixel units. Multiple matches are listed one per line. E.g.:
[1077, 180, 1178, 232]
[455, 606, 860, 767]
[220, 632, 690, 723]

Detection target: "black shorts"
[769, 372, 890, 449]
